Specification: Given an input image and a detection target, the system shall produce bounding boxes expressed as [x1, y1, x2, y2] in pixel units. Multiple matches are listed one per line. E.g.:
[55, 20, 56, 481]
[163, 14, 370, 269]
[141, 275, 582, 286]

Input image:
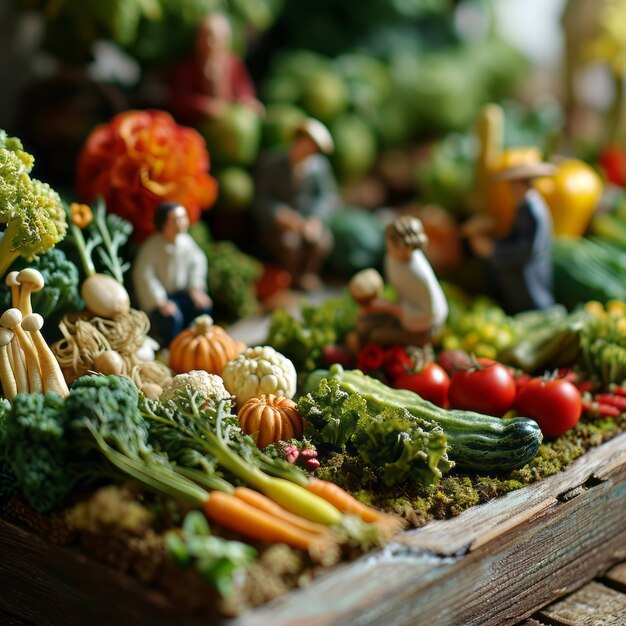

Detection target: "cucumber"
[304, 365, 542, 473]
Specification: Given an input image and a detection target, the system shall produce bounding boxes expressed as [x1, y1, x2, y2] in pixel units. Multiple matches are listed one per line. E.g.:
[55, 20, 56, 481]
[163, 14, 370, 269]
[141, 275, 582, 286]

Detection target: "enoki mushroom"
[52, 309, 172, 390]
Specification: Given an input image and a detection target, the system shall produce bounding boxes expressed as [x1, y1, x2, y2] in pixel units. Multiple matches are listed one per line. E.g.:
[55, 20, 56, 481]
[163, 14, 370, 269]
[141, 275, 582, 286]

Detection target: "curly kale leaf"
[352, 408, 453, 487]
[67, 375, 150, 459]
[298, 377, 367, 449]
[5, 392, 74, 512]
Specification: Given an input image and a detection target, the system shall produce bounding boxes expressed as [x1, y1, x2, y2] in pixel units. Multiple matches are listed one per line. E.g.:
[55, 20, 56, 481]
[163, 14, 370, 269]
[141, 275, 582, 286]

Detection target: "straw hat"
[493, 162, 558, 181]
[296, 118, 334, 155]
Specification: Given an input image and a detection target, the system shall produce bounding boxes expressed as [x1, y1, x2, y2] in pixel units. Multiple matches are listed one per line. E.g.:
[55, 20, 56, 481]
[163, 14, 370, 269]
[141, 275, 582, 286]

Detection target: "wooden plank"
[0, 518, 208, 626]
[232, 431, 626, 626]
[604, 562, 626, 593]
[538, 581, 626, 625]
[0, 431, 624, 626]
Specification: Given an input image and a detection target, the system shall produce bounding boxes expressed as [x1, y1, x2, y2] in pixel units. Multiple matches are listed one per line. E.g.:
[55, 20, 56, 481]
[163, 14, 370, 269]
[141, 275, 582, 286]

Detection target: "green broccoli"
[0, 248, 82, 321]
[2, 376, 152, 512]
[4, 392, 73, 511]
[0, 130, 67, 277]
[0, 398, 16, 499]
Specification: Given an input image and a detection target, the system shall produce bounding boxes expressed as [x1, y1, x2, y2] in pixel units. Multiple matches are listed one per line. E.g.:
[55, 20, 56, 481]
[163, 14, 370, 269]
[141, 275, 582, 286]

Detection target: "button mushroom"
[5, 272, 21, 309]
[21, 313, 69, 398]
[0, 308, 42, 393]
[0, 328, 17, 401]
[16, 268, 45, 316]
[0, 309, 28, 394]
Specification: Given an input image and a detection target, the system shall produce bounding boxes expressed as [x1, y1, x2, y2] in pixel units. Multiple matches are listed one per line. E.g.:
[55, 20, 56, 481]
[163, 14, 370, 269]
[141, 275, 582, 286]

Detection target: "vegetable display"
[304, 366, 543, 473]
[0, 131, 66, 277]
[169, 315, 245, 375]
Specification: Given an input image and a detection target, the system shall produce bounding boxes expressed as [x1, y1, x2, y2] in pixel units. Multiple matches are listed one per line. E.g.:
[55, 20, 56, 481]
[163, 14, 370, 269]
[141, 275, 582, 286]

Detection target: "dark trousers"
[150, 291, 212, 345]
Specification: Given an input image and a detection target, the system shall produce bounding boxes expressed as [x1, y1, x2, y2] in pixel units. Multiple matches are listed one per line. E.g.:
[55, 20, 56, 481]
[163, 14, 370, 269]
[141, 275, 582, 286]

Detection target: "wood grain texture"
[232, 431, 626, 626]
[0, 431, 624, 626]
[537, 581, 626, 626]
[604, 562, 626, 593]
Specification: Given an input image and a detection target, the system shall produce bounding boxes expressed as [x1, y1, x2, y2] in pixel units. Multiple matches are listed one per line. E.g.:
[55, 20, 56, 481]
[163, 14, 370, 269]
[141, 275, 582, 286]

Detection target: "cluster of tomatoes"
[380, 348, 583, 438]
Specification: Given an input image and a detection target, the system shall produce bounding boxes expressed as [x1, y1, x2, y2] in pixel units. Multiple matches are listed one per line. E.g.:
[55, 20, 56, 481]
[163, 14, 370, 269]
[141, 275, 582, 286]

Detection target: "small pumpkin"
[169, 315, 245, 375]
[237, 394, 303, 449]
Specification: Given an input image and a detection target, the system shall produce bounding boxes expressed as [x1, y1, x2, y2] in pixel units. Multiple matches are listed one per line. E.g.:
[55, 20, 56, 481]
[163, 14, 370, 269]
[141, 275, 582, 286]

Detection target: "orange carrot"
[203, 491, 339, 563]
[306, 478, 406, 536]
[233, 487, 331, 537]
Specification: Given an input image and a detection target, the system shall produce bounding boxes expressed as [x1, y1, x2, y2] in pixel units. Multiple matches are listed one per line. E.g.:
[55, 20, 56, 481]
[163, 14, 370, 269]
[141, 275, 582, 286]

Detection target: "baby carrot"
[306, 478, 406, 536]
[233, 487, 331, 537]
[203, 491, 339, 563]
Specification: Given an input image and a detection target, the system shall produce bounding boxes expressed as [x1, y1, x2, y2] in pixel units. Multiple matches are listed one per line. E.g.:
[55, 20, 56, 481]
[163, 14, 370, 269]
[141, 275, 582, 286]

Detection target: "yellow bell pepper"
[534, 160, 603, 237]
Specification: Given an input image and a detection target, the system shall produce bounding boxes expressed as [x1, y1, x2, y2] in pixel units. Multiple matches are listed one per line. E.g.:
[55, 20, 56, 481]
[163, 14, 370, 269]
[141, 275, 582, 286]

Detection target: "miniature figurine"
[464, 162, 557, 314]
[352, 216, 449, 347]
[252, 118, 338, 291]
[132, 202, 212, 344]
[168, 12, 263, 125]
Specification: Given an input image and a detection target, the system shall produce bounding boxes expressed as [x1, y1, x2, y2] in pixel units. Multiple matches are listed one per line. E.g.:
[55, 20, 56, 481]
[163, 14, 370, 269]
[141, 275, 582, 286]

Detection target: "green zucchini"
[304, 365, 542, 473]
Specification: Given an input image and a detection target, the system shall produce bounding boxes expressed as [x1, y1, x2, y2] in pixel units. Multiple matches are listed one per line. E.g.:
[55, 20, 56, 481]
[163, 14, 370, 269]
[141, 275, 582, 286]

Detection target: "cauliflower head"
[222, 346, 297, 406]
[161, 370, 231, 405]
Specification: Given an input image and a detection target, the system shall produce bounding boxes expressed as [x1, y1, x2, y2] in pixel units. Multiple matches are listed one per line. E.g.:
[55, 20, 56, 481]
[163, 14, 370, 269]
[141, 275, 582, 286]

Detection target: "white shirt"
[384, 250, 448, 333]
[132, 232, 208, 312]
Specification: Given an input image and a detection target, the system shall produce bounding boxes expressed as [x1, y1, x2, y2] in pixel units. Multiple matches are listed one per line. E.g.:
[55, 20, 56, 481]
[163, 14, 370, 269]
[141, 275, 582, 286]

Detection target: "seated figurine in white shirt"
[355, 215, 448, 346]
[132, 202, 212, 344]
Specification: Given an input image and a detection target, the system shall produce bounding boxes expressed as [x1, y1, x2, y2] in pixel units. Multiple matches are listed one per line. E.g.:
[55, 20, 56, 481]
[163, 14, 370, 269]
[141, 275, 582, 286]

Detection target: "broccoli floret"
[0, 248, 83, 321]
[67, 375, 150, 459]
[5, 392, 73, 512]
[0, 398, 16, 499]
[0, 130, 66, 277]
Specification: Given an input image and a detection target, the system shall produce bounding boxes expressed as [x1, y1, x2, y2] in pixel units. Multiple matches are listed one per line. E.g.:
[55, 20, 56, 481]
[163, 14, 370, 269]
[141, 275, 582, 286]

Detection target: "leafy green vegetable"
[0, 130, 66, 277]
[0, 248, 82, 324]
[299, 378, 366, 448]
[165, 510, 256, 596]
[352, 408, 452, 487]
[265, 296, 358, 375]
[299, 376, 453, 487]
[5, 392, 74, 511]
[189, 222, 262, 322]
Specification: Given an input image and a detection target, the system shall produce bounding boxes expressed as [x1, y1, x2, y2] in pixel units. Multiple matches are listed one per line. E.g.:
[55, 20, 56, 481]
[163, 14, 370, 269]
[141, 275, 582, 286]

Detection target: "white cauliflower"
[160, 370, 231, 405]
[222, 345, 297, 406]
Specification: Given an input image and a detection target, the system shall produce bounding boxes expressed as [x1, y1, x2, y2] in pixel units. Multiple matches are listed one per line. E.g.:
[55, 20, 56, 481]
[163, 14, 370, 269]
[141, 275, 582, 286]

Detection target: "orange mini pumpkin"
[169, 315, 245, 375]
[237, 394, 303, 449]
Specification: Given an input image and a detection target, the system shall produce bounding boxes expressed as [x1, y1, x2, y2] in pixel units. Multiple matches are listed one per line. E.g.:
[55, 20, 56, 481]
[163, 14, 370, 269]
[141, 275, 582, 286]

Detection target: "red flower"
[76, 110, 218, 241]
[383, 345, 414, 383]
[356, 343, 386, 373]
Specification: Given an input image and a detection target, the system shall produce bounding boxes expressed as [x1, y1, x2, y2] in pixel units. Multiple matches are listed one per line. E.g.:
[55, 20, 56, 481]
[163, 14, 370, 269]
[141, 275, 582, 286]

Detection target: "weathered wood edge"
[232, 431, 626, 626]
[0, 431, 624, 626]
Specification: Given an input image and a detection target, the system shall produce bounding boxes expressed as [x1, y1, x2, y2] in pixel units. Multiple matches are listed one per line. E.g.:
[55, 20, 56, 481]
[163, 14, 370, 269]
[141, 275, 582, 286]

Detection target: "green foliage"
[189, 222, 262, 322]
[0, 131, 66, 277]
[265, 295, 358, 375]
[299, 378, 366, 448]
[299, 376, 453, 487]
[0, 248, 82, 322]
[165, 510, 256, 596]
[0, 398, 17, 499]
[352, 408, 452, 487]
[4, 392, 73, 512]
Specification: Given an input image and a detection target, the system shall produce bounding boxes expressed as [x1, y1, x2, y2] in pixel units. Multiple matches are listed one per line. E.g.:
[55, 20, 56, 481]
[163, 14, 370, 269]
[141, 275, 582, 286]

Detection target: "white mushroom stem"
[21, 313, 69, 398]
[0, 310, 28, 394]
[0, 328, 17, 401]
[16, 268, 45, 316]
[0, 308, 42, 393]
[5, 272, 21, 309]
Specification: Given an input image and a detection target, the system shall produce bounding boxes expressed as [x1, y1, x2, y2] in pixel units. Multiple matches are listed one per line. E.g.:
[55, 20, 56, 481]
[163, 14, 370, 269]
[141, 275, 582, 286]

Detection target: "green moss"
[317, 415, 626, 528]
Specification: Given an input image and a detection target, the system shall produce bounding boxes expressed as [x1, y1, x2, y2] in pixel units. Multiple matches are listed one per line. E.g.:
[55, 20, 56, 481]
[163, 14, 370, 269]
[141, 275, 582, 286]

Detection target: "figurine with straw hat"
[463, 161, 558, 314]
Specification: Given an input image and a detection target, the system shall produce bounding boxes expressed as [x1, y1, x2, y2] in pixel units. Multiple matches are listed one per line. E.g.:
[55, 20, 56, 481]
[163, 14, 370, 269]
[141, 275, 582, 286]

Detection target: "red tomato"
[516, 378, 582, 438]
[436, 350, 472, 376]
[448, 358, 516, 416]
[321, 344, 354, 368]
[394, 363, 450, 407]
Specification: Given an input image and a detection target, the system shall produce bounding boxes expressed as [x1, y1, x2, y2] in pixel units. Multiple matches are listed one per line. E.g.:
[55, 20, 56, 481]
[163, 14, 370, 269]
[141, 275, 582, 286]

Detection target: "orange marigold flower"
[75, 110, 218, 242]
[70, 203, 93, 229]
